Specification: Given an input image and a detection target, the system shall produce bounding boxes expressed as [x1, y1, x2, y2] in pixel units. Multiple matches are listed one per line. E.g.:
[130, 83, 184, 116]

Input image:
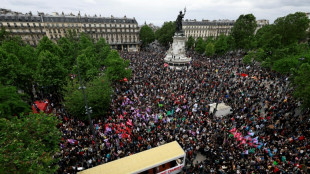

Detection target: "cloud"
[1, 0, 310, 25]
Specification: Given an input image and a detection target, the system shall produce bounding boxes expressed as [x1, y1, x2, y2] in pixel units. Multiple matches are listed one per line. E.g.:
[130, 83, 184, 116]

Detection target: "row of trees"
[0, 29, 131, 172]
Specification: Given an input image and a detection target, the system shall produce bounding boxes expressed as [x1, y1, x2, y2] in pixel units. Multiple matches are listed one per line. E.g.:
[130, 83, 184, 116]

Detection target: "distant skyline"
[2, 0, 310, 26]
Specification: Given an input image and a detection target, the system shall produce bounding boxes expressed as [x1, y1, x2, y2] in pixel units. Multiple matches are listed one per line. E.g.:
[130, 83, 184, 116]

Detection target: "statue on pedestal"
[176, 7, 186, 33]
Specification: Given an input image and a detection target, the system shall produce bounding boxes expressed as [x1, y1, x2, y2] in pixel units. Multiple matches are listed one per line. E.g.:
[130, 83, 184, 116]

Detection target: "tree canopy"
[155, 21, 176, 47]
[231, 14, 257, 50]
[0, 113, 61, 173]
[139, 25, 155, 47]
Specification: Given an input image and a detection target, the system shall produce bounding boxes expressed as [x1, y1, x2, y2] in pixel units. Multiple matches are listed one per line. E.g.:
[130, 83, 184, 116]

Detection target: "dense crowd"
[55, 44, 309, 173]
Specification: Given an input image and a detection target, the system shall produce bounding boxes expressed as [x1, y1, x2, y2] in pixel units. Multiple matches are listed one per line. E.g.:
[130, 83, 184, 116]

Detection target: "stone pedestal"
[164, 32, 191, 70]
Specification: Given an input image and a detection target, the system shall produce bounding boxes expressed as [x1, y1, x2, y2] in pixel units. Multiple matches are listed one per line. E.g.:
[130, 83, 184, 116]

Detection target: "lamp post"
[75, 59, 98, 151]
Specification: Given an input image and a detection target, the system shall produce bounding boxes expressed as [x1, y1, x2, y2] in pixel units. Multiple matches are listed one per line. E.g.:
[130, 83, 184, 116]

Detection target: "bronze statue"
[176, 7, 186, 33]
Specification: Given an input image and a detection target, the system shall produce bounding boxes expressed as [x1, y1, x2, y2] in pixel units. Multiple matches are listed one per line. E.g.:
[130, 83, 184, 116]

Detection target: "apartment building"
[182, 19, 269, 40]
[0, 9, 139, 51]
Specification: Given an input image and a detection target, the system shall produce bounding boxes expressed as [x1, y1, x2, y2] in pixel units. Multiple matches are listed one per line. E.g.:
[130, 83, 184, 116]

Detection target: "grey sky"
[2, 0, 310, 26]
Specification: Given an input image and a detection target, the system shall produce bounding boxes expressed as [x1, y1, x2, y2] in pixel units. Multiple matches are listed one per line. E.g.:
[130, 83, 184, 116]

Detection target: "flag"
[126, 119, 133, 126]
[229, 128, 237, 133]
[164, 63, 168, 67]
[248, 131, 255, 136]
[241, 73, 248, 77]
[249, 148, 255, 153]
[123, 77, 128, 82]
[68, 139, 77, 145]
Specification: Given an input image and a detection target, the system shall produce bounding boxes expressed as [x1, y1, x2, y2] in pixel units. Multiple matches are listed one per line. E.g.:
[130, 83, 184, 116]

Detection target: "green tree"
[139, 25, 155, 47]
[0, 37, 37, 99]
[63, 76, 112, 120]
[0, 48, 20, 86]
[272, 57, 299, 74]
[104, 50, 132, 82]
[195, 37, 206, 54]
[74, 52, 100, 82]
[0, 113, 61, 173]
[231, 14, 257, 50]
[243, 51, 255, 64]
[58, 37, 77, 69]
[155, 21, 176, 47]
[292, 63, 310, 108]
[273, 12, 310, 46]
[36, 36, 63, 58]
[35, 50, 68, 95]
[205, 42, 215, 57]
[215, 34, 229, 55]
[186, 36, 195, 50]
[0, 85, 30, 119]
[95, 38, 111, 65]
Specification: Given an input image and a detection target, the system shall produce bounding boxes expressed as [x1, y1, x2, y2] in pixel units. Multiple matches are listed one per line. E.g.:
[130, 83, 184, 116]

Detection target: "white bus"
[78, 141, 186, 174]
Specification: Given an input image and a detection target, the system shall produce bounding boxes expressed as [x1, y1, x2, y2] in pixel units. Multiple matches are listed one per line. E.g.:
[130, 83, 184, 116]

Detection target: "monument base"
[164, 32, 191, 70]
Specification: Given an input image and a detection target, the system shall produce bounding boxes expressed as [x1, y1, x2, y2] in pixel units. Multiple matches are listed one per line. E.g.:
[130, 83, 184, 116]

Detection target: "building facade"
[183, 19, 235, 40]
[182, 19, 269, 40]
[0, 9, 139, 51]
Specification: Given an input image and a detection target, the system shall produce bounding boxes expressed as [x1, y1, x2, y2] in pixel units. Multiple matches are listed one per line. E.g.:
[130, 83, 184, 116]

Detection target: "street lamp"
[76, 59, 98, 151]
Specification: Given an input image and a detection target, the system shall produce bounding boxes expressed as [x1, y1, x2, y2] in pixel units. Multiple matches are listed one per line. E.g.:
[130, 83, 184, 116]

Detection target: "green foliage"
[292, 63, 310, 108]
[272, 57, 299, 74]
[104, 50, 132, 82]
[0, 85, 30, 119]
[231, 14, 257, 50]
[35, 50, 68, 94]
[139, 25, 155, 47]
[63, 76, 112, 120]
[273, 12, 310, 46]
[214, 34, 229, 55]
[186, 36, 195, 50]
[36, 36, 63, 58]
[243, 51, 255, 64]
[95, 38, 111, 65]
[155, 21, 176, 47]
[195, 37, 206, 54]
[205, 42, 215, 57]
[0, 113, 61, 173]
[0, 47, 20, 85]
[79, 33, 94, 51]
[75, 53, 100, 82]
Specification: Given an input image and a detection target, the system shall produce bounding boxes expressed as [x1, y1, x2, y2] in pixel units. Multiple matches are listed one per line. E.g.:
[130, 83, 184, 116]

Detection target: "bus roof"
[78, 141, 185, 174]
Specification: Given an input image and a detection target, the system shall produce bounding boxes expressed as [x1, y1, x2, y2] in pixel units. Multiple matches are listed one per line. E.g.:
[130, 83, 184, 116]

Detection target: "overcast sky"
[2, 0, 310, 26]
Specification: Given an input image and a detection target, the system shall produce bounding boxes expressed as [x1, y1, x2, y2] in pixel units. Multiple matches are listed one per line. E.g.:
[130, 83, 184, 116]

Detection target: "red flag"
[241, 73, 248, 77]
[126, 119, 133, 126]
[164, 63, 168, 67]
[123, 77, 128, 82]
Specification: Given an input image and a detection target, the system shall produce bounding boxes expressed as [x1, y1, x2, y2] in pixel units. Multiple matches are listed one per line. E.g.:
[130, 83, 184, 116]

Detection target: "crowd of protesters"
[55, 44, 310, 173]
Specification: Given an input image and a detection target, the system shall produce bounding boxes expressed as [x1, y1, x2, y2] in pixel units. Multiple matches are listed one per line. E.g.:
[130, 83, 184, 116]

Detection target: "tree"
[272, 57, 299, 74]
[195, 37, 206, 54]
[74, 53, 100, 82]
[205, 42, 215, 57]
[155, 21, 176, 47]
[0, 85, 30, 119]
[273, 12, 310, 46]
[139, 25, 155, 47]
[0, 113, 61, 173]
[63, 76, 112, 120]
[214, 34, 229, 55]
[0, 48, 20, 86]
[36, 36, 63, 58]
[35, 50, 68, 95]
[243, 51, 255, 64]
[95, 38, 111, 65]
[104, 50, 132, 82]
[186, 36, 195, 50]
[292, 63, 310, 108]
[231, 14, 257, 50]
